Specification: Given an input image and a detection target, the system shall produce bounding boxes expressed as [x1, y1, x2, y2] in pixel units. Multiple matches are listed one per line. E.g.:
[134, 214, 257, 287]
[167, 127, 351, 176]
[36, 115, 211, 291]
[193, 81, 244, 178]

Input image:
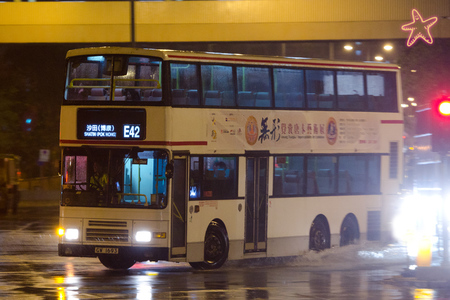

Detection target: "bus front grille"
[88, 220, 127, 227]
[86, 228, 129, 242]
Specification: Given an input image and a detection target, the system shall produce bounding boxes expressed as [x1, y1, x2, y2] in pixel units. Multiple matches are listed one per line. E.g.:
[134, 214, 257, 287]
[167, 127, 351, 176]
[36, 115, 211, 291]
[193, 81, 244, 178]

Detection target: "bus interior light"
[87, 56, 105, 62]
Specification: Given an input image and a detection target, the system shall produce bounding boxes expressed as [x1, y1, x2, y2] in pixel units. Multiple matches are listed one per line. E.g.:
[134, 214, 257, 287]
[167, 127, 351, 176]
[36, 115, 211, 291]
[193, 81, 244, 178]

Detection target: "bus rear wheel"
[340, 214, 360, 246]
[189, 221, 229, 270]
[98, 254, 136, 270]
[309, 216, 330, 251]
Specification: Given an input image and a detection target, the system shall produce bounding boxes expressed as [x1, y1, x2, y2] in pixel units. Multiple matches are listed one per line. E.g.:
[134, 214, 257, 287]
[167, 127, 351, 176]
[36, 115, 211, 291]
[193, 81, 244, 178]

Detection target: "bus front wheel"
[98, 254, 136, 270]
[309, 216, 330, 251]
[190, 221, 229, 270]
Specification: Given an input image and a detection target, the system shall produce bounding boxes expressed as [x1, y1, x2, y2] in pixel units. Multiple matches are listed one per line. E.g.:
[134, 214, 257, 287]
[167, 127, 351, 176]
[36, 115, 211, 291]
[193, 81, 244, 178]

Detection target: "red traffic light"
[432, 96, 450, 118]
[438, 100, 450, 116]
[431, 95, 450, 153]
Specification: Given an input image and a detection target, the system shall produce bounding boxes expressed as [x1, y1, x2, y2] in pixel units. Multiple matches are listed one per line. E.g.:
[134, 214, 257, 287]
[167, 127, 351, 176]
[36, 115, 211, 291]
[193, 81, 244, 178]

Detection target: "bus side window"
[307, 156, 336, 195]
[171, 63, 199, 106]
[237, 66, 272, 108]
[273, 68, 305, 109]
[201, 64, 234, 107]
[273, 155, 305, 196]
[367, 72, 398, 112]
[337, 71, 365, 111]
[306, 70, 335, 109]
[190, 156, 237, 200]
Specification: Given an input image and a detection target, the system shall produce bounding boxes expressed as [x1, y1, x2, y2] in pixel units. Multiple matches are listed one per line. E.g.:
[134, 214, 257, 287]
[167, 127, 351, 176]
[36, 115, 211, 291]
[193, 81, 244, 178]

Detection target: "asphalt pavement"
[4, 189, 450, 292]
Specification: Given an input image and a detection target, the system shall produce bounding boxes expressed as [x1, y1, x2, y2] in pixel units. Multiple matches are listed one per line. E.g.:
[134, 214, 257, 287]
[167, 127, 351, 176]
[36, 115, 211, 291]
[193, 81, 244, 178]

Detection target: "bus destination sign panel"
[77, 108, 146, 140]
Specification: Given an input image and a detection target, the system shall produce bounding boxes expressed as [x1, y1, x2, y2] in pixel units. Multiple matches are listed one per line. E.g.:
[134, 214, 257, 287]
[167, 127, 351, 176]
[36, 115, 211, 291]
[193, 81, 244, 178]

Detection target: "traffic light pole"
[440, 152, 449, 266]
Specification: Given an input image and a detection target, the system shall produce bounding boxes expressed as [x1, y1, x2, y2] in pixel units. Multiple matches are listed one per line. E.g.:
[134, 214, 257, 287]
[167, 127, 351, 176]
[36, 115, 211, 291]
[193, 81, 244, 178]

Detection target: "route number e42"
[123, 125, 141, 139]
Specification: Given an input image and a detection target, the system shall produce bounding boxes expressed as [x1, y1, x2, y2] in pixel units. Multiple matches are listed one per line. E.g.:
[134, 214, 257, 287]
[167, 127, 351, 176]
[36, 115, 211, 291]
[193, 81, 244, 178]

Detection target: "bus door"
[245, 155, 269, 253]
[171, 155, 188, 258]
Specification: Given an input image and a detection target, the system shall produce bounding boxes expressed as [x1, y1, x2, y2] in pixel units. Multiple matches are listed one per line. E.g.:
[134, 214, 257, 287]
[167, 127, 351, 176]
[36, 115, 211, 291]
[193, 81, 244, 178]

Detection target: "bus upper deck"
[64, 47, 399, 113]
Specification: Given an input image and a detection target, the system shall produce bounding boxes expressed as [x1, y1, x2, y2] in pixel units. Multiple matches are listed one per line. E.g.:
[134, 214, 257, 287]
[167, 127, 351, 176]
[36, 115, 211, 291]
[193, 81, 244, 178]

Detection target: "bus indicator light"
[57, 227, 65, 237]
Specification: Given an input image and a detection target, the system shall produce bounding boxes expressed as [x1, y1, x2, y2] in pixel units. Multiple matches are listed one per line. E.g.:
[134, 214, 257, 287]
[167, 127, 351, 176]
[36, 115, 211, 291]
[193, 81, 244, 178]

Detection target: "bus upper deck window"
[65, 55, 162, 102]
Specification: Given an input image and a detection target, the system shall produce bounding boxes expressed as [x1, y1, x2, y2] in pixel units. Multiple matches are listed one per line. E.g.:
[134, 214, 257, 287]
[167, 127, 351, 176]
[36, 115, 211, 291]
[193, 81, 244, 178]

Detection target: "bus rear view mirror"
[165, 161, 174, 179]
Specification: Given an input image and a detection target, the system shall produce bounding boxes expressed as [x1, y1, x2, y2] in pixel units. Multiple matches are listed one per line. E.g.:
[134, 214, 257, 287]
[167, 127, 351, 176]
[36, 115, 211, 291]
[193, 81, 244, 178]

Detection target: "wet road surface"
[1, 196, 450, 299]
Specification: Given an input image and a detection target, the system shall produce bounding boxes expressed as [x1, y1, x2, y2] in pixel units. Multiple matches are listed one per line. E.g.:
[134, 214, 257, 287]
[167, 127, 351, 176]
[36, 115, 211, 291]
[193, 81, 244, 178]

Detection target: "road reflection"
[5, 200, 450, 299]
[47, 259, 419, 300]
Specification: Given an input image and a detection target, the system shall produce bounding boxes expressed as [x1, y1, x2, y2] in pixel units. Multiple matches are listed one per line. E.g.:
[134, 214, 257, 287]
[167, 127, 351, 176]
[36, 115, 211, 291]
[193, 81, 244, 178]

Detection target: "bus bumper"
[58, 244, 169, 261]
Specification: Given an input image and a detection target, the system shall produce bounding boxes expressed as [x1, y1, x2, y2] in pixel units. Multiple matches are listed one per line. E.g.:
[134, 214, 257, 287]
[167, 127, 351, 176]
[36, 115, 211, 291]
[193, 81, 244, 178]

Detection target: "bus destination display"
[77, 108, 146, 140]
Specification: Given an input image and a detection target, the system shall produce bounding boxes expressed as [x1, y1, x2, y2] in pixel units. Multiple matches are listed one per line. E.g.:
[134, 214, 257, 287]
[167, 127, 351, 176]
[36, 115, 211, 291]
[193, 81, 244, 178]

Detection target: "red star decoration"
[401, 9, 438, 47]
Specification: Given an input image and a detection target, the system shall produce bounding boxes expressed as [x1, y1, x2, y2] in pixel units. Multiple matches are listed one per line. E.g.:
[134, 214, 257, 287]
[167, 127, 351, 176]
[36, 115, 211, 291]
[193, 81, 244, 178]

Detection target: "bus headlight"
[65, 228, 80, 241]
[135, 231, 152, 243]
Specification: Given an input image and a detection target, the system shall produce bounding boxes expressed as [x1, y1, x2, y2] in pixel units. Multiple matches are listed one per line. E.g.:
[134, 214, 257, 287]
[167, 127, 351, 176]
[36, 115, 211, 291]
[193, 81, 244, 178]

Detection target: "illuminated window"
[306, 70, 335, 109]
[190, 156, 237, 200]
[337, 71, 365, 111]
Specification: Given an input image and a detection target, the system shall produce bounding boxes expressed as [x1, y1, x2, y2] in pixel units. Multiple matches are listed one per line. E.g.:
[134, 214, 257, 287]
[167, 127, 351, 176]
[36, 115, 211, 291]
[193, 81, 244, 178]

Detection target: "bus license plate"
[95, 247, 119, 254]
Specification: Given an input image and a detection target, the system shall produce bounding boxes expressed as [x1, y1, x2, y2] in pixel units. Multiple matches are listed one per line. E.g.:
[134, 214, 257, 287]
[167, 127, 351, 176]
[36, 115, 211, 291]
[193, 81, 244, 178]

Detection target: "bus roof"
[66, 46, 400, 71]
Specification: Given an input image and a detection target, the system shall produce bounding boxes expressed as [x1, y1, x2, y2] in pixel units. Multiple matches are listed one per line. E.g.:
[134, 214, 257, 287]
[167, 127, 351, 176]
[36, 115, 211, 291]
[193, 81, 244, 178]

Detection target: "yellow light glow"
[414, 289, 434, 299]
[417, 236, 432, 267]
[401, 104, 409, 108]
[411, 103, 417, 106]
[408, 97, 414, 101]
[57, 228, 65, 237]
[374, 56, 383, 61]
[384, 44, 393, 51]
[54, 277, 65, 284]
[154, 232, 166, 239]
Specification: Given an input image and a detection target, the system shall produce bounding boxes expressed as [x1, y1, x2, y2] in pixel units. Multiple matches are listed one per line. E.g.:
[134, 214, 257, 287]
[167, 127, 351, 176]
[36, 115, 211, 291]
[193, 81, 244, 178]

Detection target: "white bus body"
[58, 47, 403, 269]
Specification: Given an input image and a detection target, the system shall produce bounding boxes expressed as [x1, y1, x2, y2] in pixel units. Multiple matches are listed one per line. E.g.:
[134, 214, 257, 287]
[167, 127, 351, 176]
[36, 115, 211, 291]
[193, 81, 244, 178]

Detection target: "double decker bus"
[58, 47, 403, 270]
